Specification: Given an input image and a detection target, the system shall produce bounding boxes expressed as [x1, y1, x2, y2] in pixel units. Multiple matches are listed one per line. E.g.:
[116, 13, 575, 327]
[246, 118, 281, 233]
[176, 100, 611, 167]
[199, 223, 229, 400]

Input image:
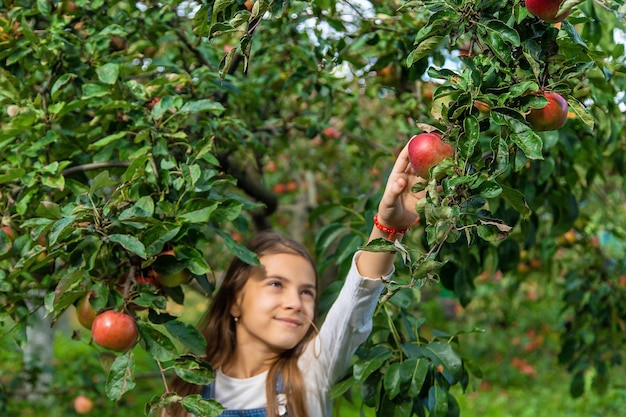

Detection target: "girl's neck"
[221, 348, 279, 379]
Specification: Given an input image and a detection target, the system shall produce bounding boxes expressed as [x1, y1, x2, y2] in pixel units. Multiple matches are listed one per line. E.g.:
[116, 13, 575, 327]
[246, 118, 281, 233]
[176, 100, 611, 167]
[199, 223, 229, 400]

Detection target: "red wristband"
[373, 213, 409, 240]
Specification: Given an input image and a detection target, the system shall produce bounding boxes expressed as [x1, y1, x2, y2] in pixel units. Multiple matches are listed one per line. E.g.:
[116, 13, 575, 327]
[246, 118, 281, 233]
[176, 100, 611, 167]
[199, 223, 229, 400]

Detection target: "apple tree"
[1, 0, 625, 416]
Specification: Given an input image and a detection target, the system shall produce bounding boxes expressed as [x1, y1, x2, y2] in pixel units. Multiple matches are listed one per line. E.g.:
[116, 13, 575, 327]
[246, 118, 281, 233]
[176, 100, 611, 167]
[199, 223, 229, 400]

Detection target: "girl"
[163, 143, 422, 417]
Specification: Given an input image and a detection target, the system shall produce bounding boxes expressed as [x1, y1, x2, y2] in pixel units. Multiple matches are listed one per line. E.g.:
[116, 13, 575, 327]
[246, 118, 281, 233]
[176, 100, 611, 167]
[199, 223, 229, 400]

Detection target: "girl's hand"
[376, 142, 424, 230]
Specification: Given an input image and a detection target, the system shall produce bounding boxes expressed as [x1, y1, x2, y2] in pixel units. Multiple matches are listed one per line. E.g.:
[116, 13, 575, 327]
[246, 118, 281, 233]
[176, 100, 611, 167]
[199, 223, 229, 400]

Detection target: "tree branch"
[61, 162, 132, 176]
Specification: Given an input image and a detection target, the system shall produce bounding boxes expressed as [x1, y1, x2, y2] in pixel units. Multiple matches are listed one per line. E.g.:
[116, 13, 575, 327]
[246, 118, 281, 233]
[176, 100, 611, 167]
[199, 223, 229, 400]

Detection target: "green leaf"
[212, 199, 244, 223]
[428, 385, 448, 417]
[151, 95, 182, 120]
[411, 259, 445, 281]
[383, 362, 402, 399]
[179, 99, 225, 115]
[214, 229, 259, 266]
[353, 349, 392, 382]
[408, 36, 444, 67]
[108, 234, 147, 258]
[120, 196, 155, 220]
[561, 20, 587, 47]
[570, 370, 585, 397]
[212, 0, 235, 21]
[181, 395, 225, 417]
[49, 216, 76, 246]
[414, 9, 456, 44]
[37, 0, 51, 16]
[492, 112, 543, 160]
[474, 180, 502, 198]
[481, 20, 520, 46]
[173, 360, 215, 385]
[81, 83, 110, 99]
[478, 26, 510, 63]
[567, 97, 594, 129]
[477, 223, 507, 242]
[89, 131, 129, 150]
[146, 393, 183, 417]
[131, 292, 167, 310]
[329, 376, 354, 400]
[137, 322, 179, 362]
[500, 185, 531, 218]
[184, 164, 202, 187]
[165, 320, 207, 355]
[0, 168, 26, 184]
[105, 352, 136, 401]
[460, 115, 479, 158]
[592, 362, 610, 395]
[509, 81, 539, 97]
[0, 110, 38, 144]
[559, 0, 586, 15]
[421, 341, 463, 384]
[446, 391, 461, 417]
[179, 203, 219, 224]
[315, 222, 349, 258]
[359, 237, 401, 254]
[51, 73, 76, 100]
[97, 63, 120, 85]
[89, 170, 117, 197]
[405, 358, 429, 397]
[0, 229, 12, 258]
[144, 225, 181, 257]
[42, 174, 65, 190]
[51, 269, 84, 307]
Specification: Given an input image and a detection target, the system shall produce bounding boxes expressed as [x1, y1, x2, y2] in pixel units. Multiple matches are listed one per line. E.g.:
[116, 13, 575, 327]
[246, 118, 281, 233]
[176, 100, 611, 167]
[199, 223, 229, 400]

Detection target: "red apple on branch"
[2, 225, 16, 240]
[91, 310, 138, 352]
[407, 133, 454, 179]
[525, 0, 571, 23]
[526, 91, 568, 131]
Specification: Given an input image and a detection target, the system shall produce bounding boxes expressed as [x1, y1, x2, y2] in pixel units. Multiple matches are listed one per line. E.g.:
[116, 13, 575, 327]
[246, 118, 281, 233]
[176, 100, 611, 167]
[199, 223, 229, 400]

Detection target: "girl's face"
[231, 252, 317, 354]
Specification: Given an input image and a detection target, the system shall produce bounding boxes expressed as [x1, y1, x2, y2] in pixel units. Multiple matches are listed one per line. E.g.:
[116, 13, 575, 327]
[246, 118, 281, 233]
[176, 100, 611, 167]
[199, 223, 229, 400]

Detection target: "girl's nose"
[284, 289, 303, 311]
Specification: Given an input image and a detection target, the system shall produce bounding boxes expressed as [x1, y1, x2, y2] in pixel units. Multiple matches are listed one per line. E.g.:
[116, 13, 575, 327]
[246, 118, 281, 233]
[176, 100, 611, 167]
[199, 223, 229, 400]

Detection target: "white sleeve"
[301, 251, 388, 388]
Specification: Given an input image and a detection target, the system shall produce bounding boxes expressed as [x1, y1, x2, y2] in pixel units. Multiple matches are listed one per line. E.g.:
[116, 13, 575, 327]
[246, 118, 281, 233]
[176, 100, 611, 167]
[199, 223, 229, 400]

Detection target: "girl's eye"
[269, 281, 282, 288]
[301, 289, 315, 297]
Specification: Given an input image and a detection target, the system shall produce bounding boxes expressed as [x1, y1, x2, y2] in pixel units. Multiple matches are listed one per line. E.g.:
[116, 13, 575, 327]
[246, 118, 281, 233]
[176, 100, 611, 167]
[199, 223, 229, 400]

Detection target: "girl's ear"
[230, 305, 241, 318]
[230, 294, 242, 318]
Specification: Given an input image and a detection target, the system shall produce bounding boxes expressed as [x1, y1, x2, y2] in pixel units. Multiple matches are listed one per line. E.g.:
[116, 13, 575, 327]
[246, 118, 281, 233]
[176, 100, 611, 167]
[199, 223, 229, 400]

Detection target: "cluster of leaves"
[307, 0, 626, 415]
[0, 1, 264, 414]
[394, 0, 625, 405]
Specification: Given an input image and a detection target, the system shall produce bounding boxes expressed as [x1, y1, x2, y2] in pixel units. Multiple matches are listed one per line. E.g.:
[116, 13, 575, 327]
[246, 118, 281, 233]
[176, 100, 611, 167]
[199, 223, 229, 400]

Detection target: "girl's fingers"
[392, 144, 413, 175]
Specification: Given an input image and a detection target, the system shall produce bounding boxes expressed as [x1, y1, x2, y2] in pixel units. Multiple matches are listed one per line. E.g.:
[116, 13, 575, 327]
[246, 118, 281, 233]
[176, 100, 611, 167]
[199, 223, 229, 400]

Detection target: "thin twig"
[157, 359, 170, 393]
[61, 161, 132, 176]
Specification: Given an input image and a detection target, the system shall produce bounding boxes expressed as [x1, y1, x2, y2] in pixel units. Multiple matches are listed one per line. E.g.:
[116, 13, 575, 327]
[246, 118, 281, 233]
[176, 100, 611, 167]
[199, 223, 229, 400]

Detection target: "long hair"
[164, 231, 318, 417]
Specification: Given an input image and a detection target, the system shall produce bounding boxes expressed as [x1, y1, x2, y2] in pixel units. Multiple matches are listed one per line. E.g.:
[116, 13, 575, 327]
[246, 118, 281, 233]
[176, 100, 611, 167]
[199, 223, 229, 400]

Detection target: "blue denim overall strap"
[201, 373, 289, 417]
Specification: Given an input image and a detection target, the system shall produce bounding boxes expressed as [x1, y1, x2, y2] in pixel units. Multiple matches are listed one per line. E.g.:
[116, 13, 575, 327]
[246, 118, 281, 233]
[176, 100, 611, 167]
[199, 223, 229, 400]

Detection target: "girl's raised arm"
[356, 142, 424, 278]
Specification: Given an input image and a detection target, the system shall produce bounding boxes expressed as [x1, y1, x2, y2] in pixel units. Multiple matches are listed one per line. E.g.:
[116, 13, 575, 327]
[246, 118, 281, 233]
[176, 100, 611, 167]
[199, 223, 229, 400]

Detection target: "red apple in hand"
[407, 133, 454, 179]
[525, 0, 571, 23]
[91, 310, 138, 352]
[526, 91, 568, 131]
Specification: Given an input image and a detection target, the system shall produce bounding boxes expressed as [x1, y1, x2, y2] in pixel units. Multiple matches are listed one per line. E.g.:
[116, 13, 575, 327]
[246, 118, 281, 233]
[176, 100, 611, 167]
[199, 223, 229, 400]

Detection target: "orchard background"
[1, 0, 625, 416]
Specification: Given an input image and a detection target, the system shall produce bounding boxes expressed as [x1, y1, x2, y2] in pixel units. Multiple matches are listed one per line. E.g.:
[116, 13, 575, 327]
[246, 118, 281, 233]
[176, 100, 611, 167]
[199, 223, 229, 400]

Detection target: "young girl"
[163, 142, 422, 417]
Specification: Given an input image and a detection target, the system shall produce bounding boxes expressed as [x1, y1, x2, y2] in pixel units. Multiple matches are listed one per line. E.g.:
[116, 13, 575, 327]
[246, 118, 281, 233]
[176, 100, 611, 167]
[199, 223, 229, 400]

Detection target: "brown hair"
[163, 230, 318, 417]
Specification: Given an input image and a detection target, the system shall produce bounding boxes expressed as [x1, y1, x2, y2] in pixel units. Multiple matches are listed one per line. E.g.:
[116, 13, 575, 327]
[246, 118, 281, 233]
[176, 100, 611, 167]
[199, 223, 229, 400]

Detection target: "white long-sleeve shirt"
[211, 252, 387, 416]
